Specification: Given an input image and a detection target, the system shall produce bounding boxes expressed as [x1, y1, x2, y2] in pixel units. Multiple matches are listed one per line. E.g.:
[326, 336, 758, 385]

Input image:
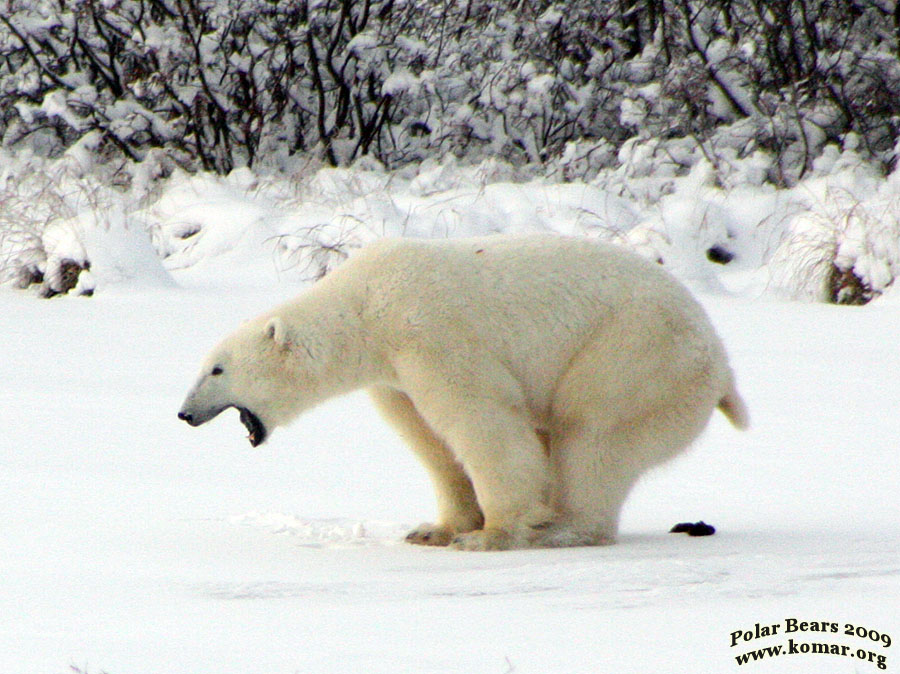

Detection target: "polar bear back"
[325, 235, 730, 420]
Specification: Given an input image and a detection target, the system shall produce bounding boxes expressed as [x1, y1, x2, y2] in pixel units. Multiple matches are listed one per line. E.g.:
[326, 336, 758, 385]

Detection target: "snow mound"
[69, 209, 175, 293]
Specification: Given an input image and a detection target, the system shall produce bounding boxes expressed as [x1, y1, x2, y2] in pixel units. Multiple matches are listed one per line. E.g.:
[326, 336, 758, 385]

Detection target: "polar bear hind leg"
[540, 320, 726, 548]
[541, 398, 716, 547]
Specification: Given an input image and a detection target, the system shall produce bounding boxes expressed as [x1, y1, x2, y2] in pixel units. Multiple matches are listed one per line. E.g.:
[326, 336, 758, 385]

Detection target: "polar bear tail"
[717, 385, 750, 430]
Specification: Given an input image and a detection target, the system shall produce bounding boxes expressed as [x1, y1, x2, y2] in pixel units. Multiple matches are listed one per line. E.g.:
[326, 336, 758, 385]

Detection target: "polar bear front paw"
[450, 528, 514, 551]
[405, 523, 457, 547]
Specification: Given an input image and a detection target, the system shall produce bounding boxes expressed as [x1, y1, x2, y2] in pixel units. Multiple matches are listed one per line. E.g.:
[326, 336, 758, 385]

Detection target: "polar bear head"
[178, 316, 296, 446]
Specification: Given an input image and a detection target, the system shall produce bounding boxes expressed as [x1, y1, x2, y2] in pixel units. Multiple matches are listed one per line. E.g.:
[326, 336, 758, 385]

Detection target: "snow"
[2, 157, 899, 673]
[382, 70, 419, 96]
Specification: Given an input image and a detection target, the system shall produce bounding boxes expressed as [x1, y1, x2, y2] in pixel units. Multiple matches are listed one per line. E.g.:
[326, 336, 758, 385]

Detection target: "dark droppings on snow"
[670, 521, 716, 536]
[706, 245, 735, 265]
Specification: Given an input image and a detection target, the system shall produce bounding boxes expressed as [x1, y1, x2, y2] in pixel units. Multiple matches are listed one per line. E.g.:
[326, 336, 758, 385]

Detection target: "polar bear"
[178, 234, 747, 550]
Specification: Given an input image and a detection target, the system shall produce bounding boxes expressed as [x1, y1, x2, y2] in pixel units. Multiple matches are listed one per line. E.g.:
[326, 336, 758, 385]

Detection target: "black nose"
[178, 411, 193, 423]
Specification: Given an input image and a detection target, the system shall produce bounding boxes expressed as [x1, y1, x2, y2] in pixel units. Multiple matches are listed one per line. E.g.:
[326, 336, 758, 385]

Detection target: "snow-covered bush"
[0, 152, 172, 295]
[0, 153, 88, 295]
[769, 184, 900, 304]
[3, 1, 899, 181]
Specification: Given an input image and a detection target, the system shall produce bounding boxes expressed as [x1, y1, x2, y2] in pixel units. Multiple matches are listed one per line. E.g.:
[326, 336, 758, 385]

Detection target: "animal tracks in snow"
[228, 511, 410, 548]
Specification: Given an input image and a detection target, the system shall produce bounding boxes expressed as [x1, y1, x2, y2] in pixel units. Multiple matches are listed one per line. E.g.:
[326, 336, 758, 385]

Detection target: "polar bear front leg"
[413, 397, 557, 551]
[368, 386, 484, 546]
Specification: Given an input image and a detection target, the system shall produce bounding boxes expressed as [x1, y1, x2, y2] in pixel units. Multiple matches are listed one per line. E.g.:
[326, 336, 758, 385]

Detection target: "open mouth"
[237, 407, 267, 447]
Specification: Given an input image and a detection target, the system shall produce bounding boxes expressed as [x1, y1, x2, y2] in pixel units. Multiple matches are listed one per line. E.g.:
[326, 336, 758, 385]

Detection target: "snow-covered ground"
[2, 158, 899, 673]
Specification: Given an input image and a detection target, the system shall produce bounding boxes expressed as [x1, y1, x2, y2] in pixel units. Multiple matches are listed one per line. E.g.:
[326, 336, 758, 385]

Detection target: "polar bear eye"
[211, 365, 224, 376]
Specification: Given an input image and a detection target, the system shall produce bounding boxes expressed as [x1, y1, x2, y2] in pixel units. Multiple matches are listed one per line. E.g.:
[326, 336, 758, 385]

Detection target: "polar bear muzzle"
[177, 402, 267, 447]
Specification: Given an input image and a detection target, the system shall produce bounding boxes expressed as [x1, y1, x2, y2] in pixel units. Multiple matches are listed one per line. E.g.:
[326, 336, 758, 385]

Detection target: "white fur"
[179, 235, 748, 550]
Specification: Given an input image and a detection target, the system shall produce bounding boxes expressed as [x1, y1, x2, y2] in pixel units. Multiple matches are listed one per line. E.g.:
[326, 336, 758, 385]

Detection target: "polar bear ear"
[264, 316, 289, 347]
